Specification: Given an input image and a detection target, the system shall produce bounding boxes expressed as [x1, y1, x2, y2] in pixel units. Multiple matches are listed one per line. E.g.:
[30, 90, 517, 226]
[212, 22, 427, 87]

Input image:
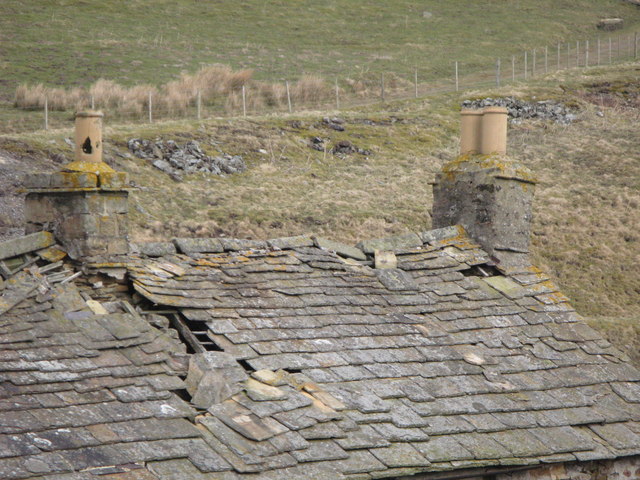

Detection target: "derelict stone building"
[1, 109, 639, 480]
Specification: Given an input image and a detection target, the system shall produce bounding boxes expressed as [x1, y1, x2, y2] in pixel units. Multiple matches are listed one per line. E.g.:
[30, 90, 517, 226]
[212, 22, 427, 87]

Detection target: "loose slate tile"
[290, 439, 349, 463]
[369, 443, 430, 468]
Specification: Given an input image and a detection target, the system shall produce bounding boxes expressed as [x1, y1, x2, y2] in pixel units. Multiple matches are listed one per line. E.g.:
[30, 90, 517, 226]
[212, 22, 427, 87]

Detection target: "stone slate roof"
[2, 226, 640, 479]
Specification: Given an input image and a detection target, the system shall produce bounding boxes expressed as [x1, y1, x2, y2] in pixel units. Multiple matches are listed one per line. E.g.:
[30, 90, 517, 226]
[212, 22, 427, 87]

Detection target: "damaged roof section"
[124, 226, 640, 479]
[2, 225, 640, 480]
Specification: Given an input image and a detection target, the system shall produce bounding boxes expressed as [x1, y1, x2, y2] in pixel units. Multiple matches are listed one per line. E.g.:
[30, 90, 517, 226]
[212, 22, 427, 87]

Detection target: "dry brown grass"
[14, 65, 336, 115]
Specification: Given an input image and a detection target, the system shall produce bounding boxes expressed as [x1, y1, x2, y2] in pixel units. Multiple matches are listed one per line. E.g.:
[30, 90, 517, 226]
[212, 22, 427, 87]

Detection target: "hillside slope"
[2, 0, 640, 102]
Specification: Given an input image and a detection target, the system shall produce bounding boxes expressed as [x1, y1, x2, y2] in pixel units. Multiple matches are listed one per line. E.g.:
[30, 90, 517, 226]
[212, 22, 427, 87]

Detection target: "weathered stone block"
[96, 215, 118, 237]
[0, 231, 55, 261]
[49, 172, 98, 189]
[314, 236, 367, 260]
[357, 232, 422, 254]
[107, 238, 129, 255]
[173, 237, 224, 254]
[99, 172, 129, 189]
[22, 173, 52, 189]
[24, 195, 56, 223]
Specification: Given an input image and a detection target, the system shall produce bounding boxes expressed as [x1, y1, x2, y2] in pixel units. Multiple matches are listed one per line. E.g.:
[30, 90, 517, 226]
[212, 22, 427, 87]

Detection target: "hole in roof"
[174, 388, 193, 403]
[282, 367, 302, 374]
[462, 264, 500, 278]
[237, 359, 255, 373]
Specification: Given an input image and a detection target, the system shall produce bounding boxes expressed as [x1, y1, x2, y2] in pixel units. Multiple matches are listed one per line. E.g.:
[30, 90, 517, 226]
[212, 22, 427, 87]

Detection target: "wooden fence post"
[609, 37, 612, 64]
[544, 46, 548, 73]
[576, 41, 580, 67]
[242, 85, 247, 117]
[44, 97, 48, 131]
[524, 51, 528, 79]
[532, 49, 536, 76]
[148, 92, 152, 123]
[597, 37, 601, 65]
[635, 32, 638, 59]
[196, 90, 201, 120]
[557, 43, 561, 70]
[454, 62, 459, 92]
[585, 40, 589, 67]
[567, 43, 570, 68]
[414, 68, 418, 98]
[496, 58, 501, 87]
[512, 55, 515, 82]
[335, 78, 340, 109]
[90, 95, 95, 110]
[285, 81, 292, 113]
[380, 73, 385, 101]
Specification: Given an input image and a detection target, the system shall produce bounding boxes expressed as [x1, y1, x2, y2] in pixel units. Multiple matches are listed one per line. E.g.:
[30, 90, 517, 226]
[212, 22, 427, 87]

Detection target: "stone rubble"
[309, 137, 371, 157]
[461, 97, 577, 124]
[127, 138, 246, 178]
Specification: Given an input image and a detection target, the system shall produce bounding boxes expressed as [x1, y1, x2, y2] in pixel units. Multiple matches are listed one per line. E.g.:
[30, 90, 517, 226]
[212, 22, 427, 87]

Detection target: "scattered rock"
[461, 97, 577, 125]
[127, 138, 246, 178]
[307, 137, 371, 156]
[322, 117, 345, 131]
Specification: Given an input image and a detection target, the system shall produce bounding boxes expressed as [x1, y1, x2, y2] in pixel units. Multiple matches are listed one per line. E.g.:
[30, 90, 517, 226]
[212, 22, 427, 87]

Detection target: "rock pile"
[308, 137, 371, 157]
[127, 139, 246, 178]
[461, 97, 577, 124]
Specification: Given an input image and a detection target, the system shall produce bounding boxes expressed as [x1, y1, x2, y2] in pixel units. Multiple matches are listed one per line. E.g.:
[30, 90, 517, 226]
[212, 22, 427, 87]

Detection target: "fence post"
[512, 55, 515, 82]
[414, 68, 418, 98]
[618, 35, 621, 59]
[557, 43, 561, 70]
[544, 46, 548, 73]
[532, 49, 536, 77]
[148, 92, 152, 123]
[635, 32, 638, 59]
[285, 81, 292, 113]
[44, 97, 48, 131]
[576, 41, 580, 67]
[380, 73, 385, 101]
[597, 37, 601, 65]
[335, 78, 340, 109]
[496, 58, 501, 87]
[454, 62, 459, 92]
[196, 90, 201, 120]
[524, 51, 528, 79]
[242, 85, 247, 117]
[609, 37, 612, 64]
[585, 40, 589, 67]
[90, 95, 95, 110]
[567, 43, 570, 68]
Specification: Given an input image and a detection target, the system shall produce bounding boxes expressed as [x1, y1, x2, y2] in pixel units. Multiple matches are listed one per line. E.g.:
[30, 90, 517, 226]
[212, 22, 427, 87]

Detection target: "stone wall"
[495, 456, 640, 480]
[24, 171, 129, 259]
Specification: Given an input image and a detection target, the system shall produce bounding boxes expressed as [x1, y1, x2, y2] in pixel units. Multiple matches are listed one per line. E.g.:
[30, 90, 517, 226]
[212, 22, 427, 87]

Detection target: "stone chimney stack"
[432, 107, 537, 267]
[24, 111, 130, 259]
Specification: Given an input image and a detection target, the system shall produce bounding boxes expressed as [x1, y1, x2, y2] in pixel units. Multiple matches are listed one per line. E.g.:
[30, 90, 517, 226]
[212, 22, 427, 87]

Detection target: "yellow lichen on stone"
[63, 161, 115, 175]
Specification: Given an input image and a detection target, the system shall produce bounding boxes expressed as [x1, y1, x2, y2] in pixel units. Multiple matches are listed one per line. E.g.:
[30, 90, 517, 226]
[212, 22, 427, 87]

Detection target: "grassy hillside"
[2, 0, 640, 103]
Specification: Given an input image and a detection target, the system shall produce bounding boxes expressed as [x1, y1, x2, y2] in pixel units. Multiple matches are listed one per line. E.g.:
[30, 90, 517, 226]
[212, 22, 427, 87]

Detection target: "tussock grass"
[14, 66, 334, 115]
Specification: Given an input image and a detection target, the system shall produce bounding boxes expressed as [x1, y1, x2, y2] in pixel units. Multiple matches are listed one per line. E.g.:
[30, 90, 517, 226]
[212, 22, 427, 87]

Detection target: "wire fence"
[2, 30, 638, 134]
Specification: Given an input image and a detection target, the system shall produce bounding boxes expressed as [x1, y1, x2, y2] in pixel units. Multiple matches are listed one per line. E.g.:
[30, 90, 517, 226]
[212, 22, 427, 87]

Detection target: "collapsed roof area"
[1, 226, 640, 480]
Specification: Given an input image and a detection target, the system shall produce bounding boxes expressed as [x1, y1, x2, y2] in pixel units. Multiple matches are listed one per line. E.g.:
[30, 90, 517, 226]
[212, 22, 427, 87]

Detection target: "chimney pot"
[74, 110, 104, 163]
[460, 109, 483, 155]
[480, 106, 508, 155]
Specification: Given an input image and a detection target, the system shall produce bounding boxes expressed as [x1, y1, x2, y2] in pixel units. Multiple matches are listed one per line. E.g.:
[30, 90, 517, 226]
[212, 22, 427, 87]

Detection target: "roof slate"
[1, 226, 640, 479]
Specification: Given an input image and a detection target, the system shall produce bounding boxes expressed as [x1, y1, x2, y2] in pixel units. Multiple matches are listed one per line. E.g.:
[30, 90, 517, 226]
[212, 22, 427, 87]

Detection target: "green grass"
[2, 0, 640, 104]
